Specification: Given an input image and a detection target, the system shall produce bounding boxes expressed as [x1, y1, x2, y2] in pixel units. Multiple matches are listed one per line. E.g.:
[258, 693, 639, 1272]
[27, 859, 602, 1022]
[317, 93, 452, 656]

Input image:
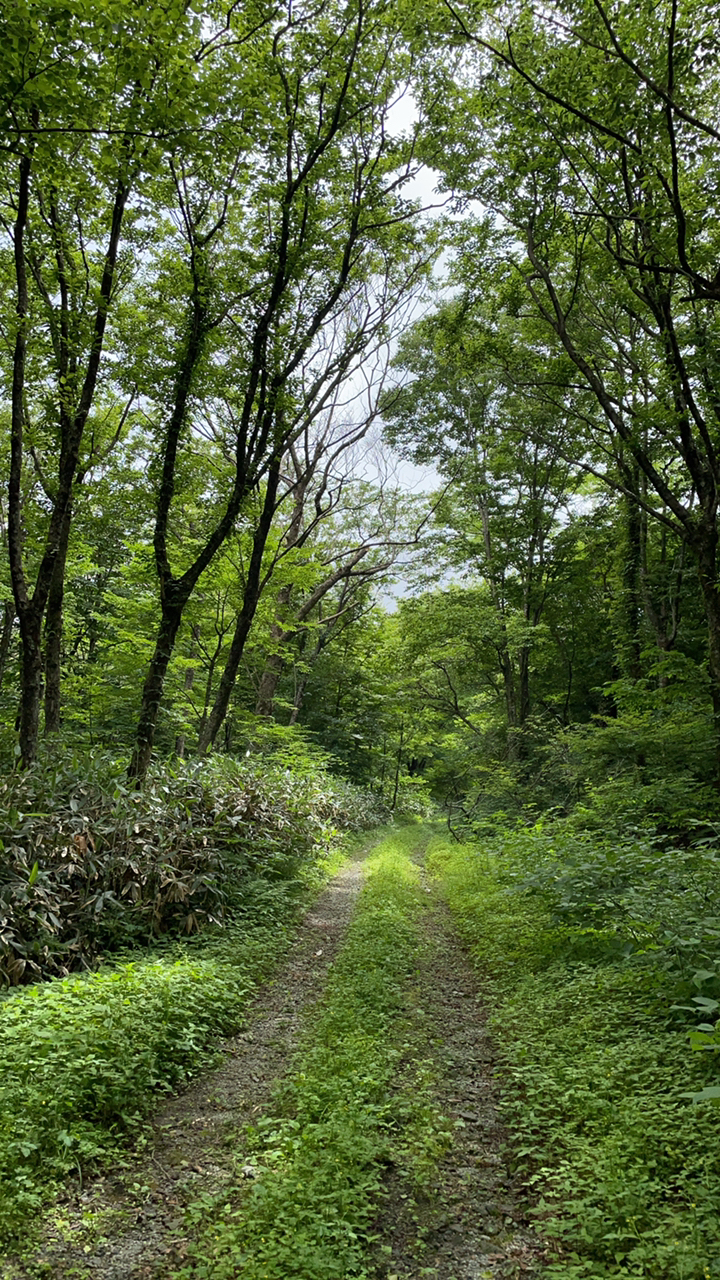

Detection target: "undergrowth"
[427, 833, 720, 1279]
[0, 825, 380, 1248]
[177, 825, 451, 1280]
[0, 916, 292, 1247]
[0, 744, 389, 984]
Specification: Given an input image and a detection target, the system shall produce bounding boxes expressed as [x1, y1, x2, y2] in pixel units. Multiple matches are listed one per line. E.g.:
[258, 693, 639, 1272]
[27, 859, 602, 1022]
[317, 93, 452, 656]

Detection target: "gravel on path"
[7, 830, 548, 1280]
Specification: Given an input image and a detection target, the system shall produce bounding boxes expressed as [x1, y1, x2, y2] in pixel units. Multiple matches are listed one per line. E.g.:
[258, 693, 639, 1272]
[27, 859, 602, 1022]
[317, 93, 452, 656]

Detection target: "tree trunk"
[694, 519, 720, 782]
[391, 717, 404, 810]
[255, 582, 294, 716]
[43, 505, 72, 735]
[288, 682, 307, 725]
[255, 646, 286, 717]
[518, 645, 530, 726]
[622, 489, 644, 680]
[500, 643, 520, 762]
[9, 149, 129, 767]
[196, 599, 262, 755]
[0, 603, 15, 688]
[128, 601, 185, 781]
[197, 461, 281, 755]
[18, 609, 44, 765]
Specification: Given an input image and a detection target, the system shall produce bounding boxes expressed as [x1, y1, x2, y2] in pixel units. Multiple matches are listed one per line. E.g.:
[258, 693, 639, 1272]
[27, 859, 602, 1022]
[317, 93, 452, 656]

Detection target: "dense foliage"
[429, 824, 720, 1277]
[0, 915, 297, 1243]
[3, 0, 720, 1274]
[0, 741, 390, 985]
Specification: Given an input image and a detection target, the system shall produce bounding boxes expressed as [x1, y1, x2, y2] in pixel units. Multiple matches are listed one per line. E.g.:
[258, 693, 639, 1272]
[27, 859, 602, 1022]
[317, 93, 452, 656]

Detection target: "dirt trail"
[11, 856, 366, 1280]
[9, 830, 545, 1280]
[374, 877, 546, 1279]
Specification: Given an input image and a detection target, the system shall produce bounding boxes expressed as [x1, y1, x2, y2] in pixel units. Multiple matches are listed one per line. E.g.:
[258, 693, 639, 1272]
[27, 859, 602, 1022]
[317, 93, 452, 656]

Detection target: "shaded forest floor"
[2, 826, 544, 1280]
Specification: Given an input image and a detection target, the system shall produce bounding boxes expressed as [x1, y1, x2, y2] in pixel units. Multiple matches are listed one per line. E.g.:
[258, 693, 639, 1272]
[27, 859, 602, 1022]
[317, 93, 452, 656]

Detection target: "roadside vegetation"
[3, 1, 720, 1277]
[0, 929, 282, 1245]
[0, 737, 389, 986]
[429, 815, 720, 1279]
[0, 736, 394, 1246]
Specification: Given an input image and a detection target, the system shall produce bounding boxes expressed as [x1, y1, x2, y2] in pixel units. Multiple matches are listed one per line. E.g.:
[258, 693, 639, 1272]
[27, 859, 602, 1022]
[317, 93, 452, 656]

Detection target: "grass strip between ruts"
[176, 825, 445, 1280]
[426, 834, 720, 1280]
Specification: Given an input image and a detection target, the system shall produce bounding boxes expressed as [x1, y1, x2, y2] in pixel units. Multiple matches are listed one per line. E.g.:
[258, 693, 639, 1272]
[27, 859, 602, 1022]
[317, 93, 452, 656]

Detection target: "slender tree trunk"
[197, 461, 281, 755]
[255, 647, 286, 717]
[518, 645, 530, 726]
[288, 631, 325, 725]
[175, 660, 196, 758]
[379, 735, 388, 788]
[197, 644, 223, 747]
[500, 644, 520, 762]
[694, 519, 720, 782]
[562, 657, 573, 726]
[255, 582, 293, 716]
[128, 600, 184, 780]
[391, 717, 404, 810]
[43, 505, 72, 734]
[196, 600, 256, 754]
[622, 489, 644, 680]
[288, 679, 308, 724]
[0, 603, 15, 688]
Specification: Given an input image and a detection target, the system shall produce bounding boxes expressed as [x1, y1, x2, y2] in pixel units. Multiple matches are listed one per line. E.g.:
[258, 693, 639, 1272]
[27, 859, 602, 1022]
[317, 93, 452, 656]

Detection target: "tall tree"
[384, 298, 578, 756]
[0, 0, 206, 764]
[419, 0, 720, 769]
[127, 0, 432, 779]
[199, 344, 414, 748]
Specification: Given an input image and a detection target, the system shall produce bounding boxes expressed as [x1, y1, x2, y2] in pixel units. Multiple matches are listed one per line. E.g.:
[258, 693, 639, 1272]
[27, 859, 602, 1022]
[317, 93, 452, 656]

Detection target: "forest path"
[374, 850, 544, 1279]
[7, 849, 369, 1280]
[8, 826, 544, 1280]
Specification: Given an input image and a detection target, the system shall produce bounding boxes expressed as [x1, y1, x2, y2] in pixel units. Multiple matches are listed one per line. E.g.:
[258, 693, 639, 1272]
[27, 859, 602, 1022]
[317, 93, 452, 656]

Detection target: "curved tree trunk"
[128, 599, 185, 781]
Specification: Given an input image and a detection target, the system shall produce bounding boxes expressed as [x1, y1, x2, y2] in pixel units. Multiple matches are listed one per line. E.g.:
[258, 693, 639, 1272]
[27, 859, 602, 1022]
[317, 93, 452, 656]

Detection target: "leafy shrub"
[0, 744, 388, 985]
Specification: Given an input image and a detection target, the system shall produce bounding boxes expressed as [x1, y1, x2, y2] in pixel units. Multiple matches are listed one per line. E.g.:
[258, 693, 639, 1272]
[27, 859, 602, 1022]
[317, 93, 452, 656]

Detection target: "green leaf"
[687, 1086, 720, 1103]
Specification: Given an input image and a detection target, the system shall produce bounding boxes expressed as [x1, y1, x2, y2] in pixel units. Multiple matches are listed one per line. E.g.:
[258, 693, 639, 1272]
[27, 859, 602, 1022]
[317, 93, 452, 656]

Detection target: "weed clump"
[0, 922, 287, 1244]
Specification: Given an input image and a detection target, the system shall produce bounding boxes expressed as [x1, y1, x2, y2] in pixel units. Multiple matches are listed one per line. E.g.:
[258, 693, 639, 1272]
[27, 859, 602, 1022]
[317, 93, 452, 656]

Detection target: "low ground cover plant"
[178, 826, 451, 1280]
[0, 732, 389, 1246]
[428, 827, 720, 1279]
[0, 916, 291, 1245]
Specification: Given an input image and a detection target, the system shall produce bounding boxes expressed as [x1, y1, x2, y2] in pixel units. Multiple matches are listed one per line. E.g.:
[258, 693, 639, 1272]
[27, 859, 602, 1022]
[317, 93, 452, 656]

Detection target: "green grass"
[177, 825, 450, 1280]
[427, 835, 720, 1280]
[0, 830, 383, 1249]
[0, 920, 294, 1246]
